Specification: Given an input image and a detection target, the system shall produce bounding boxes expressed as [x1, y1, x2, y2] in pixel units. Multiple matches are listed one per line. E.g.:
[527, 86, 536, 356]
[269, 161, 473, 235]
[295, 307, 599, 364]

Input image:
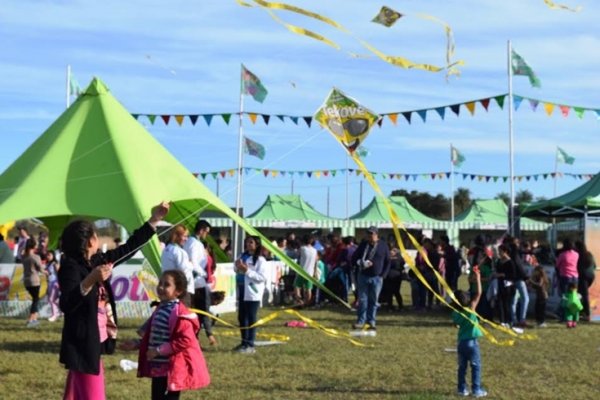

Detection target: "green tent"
[0, 78, 342, 303]
[350, 196, 448, 229]
[455, 199, 547, 231]
[521, 173, 600, 217]
[246, 194, 341, 228]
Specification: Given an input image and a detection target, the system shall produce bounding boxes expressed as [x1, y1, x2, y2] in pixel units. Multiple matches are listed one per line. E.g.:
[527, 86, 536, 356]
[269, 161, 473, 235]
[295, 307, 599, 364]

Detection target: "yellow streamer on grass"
[235, 0, 462, 76]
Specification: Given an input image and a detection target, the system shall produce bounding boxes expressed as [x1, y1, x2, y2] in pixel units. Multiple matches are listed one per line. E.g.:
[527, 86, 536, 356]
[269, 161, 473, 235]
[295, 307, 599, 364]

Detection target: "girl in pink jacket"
[122, 270, 210, 399]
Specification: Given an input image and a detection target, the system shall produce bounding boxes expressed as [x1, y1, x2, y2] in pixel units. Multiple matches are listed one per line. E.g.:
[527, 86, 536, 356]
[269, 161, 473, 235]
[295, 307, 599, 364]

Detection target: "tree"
[390, 189, 450, 219]
[515, 189, 534, 205]
[453, 187, 471, 215]
[496, 192, 510, 206]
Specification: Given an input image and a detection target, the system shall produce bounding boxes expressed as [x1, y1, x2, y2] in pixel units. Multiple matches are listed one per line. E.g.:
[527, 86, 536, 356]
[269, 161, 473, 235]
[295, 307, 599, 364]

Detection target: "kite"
[371, 6, 403, 27]
[543, 0, 582, 12]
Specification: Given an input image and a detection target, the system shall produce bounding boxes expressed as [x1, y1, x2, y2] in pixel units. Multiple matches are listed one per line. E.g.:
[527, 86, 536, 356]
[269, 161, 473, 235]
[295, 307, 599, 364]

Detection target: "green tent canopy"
[245, 194, 341, 228]
[455, 199, 547, 231]
[0, 78, 345, 304]
[521, 173, 600, 217]
[350, 196, 448, 230]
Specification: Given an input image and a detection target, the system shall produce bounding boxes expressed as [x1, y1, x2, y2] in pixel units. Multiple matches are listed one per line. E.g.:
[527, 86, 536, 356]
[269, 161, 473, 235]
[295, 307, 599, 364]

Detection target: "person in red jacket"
[122, 269, 210, 399]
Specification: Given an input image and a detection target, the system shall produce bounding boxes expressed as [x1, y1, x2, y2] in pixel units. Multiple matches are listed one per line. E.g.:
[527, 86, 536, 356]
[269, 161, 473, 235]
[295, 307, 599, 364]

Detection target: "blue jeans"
[457, 339, 482, 393]
[237, 284, 260, 347]
[356, 274, 383, 326]
[511, 280, 529, 323]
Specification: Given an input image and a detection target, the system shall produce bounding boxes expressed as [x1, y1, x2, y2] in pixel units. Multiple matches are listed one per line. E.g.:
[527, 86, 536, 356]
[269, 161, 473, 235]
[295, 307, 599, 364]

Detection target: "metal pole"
[508, 40, 515, 235]
[233, 65, 245, 260]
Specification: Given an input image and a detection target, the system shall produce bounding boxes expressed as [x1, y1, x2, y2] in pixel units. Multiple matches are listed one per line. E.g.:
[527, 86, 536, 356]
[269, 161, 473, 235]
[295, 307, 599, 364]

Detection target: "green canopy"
[246, 194, 340, 228]
[455, 199, 547, 231]
[350, 196, 448, 229]
[0, 78, 345, 304]
[521, 173, 600, 217]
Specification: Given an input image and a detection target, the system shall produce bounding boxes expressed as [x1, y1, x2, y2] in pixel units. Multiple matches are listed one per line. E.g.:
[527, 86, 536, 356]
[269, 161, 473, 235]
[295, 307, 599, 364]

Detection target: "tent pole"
[233, 64, 246, 260]
[507, 40, 516, 236]
[450, 143, 455, 225]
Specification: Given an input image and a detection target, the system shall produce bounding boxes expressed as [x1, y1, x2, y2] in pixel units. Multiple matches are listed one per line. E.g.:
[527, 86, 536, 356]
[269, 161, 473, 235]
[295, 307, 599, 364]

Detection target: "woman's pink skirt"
[63, 361, 105, 400]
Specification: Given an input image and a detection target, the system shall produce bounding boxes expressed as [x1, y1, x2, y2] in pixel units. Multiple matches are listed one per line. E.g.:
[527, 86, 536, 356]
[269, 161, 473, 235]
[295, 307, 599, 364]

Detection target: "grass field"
[1, 302, 598, 400]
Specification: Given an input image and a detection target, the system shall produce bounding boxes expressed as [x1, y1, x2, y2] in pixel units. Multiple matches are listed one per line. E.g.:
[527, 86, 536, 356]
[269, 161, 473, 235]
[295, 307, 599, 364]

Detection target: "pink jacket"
[556, 249, 579, 279]
[137, 302, 210, 392]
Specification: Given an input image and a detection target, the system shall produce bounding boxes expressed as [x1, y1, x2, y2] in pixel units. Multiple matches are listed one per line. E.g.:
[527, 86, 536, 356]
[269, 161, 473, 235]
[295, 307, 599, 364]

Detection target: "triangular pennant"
[595, 110, 600, 120]
[544, 103, 555, 116]
[298, 171, 305, 177]
[559, 105, 570, 118]
[307, 171, 313, 178]
[513, 96, 523, 111]
[262, 114, 271, 125]
[189, 115, 199, 125]
[276, 115, 286, 122]
[445, 172, 451, 179]
[430, 173, 436, 180]
[221, 114, 232, 125]
[314, 171, 321, 178]
[280, 170, 287, 177]
[192, 172, 199, 178]
[411, 174, 417, 181]
[388, 113, 398, 125]
[331, 170, 337, 177]
[402, 111, 412, 124]
[485, 176, 491, 182]
[525, 175, 531, 181]
[450, 104, 460, 116]
[377, 118, 383, 127]
[174, 115, 185, 126]
[533, 175, 539, 181]
[494, 95, 506, 109]
[211, 172, 218, 179]
[290, 116, 299, 125]
[161, 115, 171, 125]
[502, 176, 508, 182]
[263, 169, 269, 177]
[132, 114, 139, 120]
[200, 173, 207, 180]
[248, 113, 258, 124]
[417, 110, 427, 122]
[477, 175, 484, 182]
[228, 169, 236, 177]
[465, 102, 476, 115]
[303, 116, 312, 127]
[573, 107, 585, 119]
[480, 98, 490, 111]
[492, 176, 499, 182]
[323, 170, 329, 177]
[219, 171, 226, 178]
[271, 170, 278, 177]
[203, 114, 214, 126]
[529, 99, 539, 112]
[435, 107, 446, 120]
[356, 170, 362, 176]
[147, 115, 157, 125]
[470, 174, 476, 181]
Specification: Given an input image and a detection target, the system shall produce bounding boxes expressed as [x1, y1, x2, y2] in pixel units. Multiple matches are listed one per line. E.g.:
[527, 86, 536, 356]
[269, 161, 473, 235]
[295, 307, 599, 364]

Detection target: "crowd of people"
[2, 212, 598, 399]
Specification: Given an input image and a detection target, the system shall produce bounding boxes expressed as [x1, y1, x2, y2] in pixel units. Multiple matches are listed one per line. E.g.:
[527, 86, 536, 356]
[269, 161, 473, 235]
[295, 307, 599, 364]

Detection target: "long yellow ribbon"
[351, 154, 536, 345]
[543, 0, 582, 12]
[235, 0, 462, 75]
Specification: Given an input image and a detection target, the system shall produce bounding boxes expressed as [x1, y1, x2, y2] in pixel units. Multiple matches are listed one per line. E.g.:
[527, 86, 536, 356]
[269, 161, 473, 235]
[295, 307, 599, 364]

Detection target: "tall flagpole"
[66, 65, 71, 108]
[450, 144, 455, 224]
[233, 65, 246, 260]
[507, 40, 516, 236]
[553, 147, 558, 197]
[345, 154, 349, 219]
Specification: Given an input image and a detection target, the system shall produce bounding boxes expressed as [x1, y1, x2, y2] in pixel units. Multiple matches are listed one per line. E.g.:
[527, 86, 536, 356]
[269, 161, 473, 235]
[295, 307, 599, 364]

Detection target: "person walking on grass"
[233, 235, 266, 354]
[351, 226, 390, 330]
[58, 201, 169, 400]
[452, 267, 488, 398]
[22, 237, 43, 328]
[120, 270, 210, 399]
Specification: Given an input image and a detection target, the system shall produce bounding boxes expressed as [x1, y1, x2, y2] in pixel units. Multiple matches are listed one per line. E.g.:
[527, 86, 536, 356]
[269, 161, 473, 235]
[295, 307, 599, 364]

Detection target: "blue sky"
[1, 0, 599, 219]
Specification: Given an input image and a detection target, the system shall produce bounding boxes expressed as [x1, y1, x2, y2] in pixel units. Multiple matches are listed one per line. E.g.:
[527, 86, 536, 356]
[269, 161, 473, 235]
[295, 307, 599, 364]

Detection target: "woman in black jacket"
[59, 201, 169, 399]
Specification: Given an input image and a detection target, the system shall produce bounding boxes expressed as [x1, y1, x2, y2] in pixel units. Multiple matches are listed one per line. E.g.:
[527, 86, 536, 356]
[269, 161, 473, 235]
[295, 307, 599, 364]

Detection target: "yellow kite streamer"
[543, 0, 582, 12]
[235, 0, 462, 75]
[315, 88, 536, 346]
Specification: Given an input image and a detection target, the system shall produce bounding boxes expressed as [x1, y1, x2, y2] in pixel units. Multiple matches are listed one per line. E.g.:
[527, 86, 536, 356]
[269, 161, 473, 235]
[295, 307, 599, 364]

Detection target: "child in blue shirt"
[452, 267, 487, 398]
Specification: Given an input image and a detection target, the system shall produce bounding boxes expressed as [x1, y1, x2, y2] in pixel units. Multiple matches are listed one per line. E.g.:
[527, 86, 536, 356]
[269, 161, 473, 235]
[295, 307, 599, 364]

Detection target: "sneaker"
[352, 323, 365, 329]
[473, 389, 488, 398]
[511, 326, 524, 334]
[48, 315, 59, 322]
[238, 346, 256, 354]
[26, 320, 40, 328]
[457, 389, 469, 396]
[232, 344, 245, 352]
[537, 322, 548, 328]
[367, 325, 377, 331]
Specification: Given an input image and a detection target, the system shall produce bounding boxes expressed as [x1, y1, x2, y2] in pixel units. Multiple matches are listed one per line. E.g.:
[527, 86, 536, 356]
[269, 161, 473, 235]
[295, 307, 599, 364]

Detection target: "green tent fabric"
[350, 196, 448, 229]
[246, 194, 334, 222]
[455, 199, 547, 230]
[0, 78, 345, 305]
[521, 173, 600, 217]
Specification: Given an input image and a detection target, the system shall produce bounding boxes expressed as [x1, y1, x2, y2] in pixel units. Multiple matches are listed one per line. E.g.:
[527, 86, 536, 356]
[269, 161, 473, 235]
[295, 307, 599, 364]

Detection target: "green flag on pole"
[556, 147, 575, 165]
[511, 49, 541, 88]
[451, 145, 465, 167]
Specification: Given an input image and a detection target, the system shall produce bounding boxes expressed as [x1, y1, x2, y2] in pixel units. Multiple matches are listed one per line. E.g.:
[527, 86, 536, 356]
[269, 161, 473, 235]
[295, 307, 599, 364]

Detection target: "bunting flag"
[543, 0, 582, 12]
[356, 145, 370, 158]
[241, 64, 268, 103]
[556, 146, 575, 165]
[372, 6, 403, 27]
[451, 145, 465, 167]
[243, 136, 266, 159]
[511, 49, 541, 88]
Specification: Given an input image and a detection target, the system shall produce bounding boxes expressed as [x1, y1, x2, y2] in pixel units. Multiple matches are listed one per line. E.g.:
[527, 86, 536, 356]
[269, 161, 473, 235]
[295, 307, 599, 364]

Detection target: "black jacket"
[58, 222, 155, 374]
[352, 239, 391, 278]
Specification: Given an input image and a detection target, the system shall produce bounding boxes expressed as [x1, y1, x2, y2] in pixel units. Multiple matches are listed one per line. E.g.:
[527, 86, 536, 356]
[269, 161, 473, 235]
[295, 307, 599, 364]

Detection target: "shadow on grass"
[271, 385, 447, 399]
[3, 340, 60, 353]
